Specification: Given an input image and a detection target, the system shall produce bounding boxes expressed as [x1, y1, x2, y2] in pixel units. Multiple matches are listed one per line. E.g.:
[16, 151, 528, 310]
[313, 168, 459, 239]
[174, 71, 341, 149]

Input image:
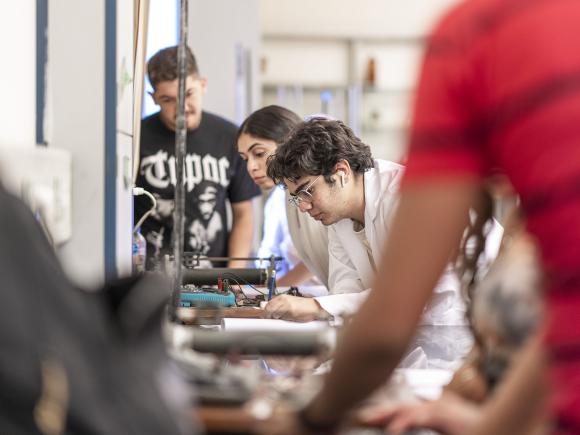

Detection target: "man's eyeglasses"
[288, 175, 321, 208]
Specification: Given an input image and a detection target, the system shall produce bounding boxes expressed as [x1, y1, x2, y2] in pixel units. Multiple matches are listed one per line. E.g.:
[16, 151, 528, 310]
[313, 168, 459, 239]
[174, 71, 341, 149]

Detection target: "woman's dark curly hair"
[266, 118, 374, 185]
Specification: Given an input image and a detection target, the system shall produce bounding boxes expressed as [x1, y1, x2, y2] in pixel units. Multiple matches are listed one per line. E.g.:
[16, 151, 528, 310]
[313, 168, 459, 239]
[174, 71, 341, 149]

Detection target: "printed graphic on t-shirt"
[138, 151, 230, 264]
[135, 111, 260, 268]
[140, 150, 230, 191]
[187, 182, 223, 254]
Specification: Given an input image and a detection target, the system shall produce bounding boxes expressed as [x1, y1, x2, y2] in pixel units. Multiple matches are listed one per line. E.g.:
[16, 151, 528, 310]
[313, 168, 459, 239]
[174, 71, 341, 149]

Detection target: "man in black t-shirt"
[135, 45, 260, 269]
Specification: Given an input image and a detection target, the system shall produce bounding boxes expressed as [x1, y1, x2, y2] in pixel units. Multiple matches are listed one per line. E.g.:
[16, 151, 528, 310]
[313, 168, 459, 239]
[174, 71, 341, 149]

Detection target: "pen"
[267, 255, 276, 301]
[267, 270, 276, 301]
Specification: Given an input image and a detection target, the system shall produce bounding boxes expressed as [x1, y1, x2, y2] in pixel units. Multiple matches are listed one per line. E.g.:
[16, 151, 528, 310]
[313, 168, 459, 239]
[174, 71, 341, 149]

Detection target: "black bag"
[0, 188, 198, 435]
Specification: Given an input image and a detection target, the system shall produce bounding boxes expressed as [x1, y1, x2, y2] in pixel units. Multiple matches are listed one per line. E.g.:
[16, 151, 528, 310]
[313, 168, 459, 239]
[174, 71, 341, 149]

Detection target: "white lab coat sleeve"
[314, 290, 370, 318]
[314, 226, 368, 317]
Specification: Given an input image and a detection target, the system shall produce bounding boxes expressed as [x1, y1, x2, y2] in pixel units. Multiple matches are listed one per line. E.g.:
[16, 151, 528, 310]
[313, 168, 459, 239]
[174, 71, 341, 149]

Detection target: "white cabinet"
[258, 0, 461, 161]
[261, 36, 423, 162]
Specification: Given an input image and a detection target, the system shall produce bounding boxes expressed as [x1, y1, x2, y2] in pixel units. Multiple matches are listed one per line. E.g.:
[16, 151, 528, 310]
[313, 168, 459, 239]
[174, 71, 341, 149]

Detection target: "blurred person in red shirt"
[260, 0, 580, 434]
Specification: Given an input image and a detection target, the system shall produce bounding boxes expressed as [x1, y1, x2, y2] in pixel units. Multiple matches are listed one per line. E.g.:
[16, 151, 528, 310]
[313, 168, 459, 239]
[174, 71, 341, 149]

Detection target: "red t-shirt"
[404, 0, 580, 430]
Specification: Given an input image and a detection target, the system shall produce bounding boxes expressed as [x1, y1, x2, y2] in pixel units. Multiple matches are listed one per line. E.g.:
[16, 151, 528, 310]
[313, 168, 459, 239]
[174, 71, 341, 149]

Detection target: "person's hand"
[360, 391, 481, 435]
[263, 295, 328, 322]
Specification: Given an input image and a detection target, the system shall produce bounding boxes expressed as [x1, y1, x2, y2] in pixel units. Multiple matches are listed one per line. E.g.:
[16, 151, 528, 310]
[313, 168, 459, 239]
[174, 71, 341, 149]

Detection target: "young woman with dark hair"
[237, 105, 329, 290]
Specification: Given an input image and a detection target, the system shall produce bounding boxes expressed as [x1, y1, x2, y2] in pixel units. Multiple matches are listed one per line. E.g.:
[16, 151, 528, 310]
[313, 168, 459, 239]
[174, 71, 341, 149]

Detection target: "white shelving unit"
[260, 35, 424, 163]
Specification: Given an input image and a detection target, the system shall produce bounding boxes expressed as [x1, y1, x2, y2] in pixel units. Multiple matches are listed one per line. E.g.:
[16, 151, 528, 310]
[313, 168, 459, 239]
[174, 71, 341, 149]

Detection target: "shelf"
[262, 84, 348, 92]
[262, 84, 413, 94]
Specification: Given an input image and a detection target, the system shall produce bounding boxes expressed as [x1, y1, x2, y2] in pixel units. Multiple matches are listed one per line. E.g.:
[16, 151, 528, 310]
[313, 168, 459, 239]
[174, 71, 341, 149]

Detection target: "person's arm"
[226, 143, 260, 268]
[263, 294, 328, 322]
[361, 390, 481, 435]
[300, 180, 479, 431]
[276, 261, 314, 287]
[467, 334, 548, 435]
[444, 346, 488, 403]
[358, 335, 547, 435]
[228, 200, 254, 268]
[264, 225, 368, 322]
[263, 292, 370, 322]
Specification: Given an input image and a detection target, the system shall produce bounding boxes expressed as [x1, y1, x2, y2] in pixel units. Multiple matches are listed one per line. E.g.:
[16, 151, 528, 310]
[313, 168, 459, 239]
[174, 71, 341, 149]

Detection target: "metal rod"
[182, 253, 284, 262]
[182, 268, 268, 286]
[170, 0, 188, 321]
[190, 329, 333, 356]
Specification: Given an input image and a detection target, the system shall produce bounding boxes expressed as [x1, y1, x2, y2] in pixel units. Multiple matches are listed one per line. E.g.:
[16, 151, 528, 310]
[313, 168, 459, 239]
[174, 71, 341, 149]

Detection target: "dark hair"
[236, 105, 301, 147]
[266, 118, 374, 184]
[457, 189, 494, 302]
[455, 188, 495, 364]
[147, 45, 199, 90]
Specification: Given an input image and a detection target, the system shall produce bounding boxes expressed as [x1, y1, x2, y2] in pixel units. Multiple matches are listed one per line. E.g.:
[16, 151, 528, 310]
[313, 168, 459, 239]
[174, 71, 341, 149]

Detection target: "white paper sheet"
[221, 317, 329, 332]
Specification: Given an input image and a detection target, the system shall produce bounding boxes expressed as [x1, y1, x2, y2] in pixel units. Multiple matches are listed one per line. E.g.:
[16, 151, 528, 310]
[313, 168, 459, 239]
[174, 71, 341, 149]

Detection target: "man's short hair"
[267, 118, 374, 185]
[147, 45, 199, 90]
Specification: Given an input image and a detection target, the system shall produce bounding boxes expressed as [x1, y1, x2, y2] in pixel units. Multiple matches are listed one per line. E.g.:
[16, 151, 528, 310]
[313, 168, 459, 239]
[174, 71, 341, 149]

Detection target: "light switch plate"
[0, 146, 72, 245]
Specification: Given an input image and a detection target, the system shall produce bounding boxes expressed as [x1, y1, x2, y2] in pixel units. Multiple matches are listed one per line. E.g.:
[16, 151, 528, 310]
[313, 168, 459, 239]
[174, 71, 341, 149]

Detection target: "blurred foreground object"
[0, 187, 198, 434]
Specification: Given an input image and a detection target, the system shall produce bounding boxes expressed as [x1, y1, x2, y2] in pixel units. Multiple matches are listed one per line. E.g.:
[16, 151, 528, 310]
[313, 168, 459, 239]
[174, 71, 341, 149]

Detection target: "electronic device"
[167, 253, 284, 309]
[180, 284, 237, 307]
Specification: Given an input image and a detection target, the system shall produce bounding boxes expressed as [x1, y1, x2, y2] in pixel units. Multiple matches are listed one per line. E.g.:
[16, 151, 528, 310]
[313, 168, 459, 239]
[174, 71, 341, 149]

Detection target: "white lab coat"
[314, 159, 402, 317]
[314, 159, 496, 326]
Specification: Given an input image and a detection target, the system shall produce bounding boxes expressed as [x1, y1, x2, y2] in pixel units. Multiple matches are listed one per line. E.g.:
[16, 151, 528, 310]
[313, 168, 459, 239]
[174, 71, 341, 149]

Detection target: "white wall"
[142, 0, 178, 117]
[259, 0, 461, 162]
[48, 0, 106, 287]
[188, 0, 261, 124]
[260, 0, 459, 39]
[262, 40, 348, 87]
[0, 0, 36, 149]
[46, 0, 135, 286]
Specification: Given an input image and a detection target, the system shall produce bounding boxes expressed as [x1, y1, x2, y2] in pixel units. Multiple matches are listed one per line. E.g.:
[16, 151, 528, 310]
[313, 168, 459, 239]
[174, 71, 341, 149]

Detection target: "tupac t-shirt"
[135, 111, 259, 268]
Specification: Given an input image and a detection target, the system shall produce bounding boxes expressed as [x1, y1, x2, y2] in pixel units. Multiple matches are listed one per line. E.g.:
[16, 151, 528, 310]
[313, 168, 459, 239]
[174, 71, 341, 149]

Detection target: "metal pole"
[170, 0, 188, 321]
